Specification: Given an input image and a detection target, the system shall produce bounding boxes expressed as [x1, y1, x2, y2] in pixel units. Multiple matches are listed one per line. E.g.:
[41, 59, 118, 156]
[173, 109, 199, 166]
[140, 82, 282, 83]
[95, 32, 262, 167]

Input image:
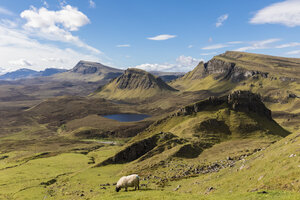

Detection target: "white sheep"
[115, 174, 140, 192]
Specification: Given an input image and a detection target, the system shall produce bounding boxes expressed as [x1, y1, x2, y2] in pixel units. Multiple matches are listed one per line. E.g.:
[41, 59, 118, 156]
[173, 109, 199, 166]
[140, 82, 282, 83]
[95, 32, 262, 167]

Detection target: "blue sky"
[0, 0, 300, 73]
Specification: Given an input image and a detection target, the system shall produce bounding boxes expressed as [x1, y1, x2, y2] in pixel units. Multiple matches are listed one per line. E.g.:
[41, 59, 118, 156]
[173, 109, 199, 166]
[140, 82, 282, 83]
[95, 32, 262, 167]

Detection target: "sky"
[0, 0, 300, 74]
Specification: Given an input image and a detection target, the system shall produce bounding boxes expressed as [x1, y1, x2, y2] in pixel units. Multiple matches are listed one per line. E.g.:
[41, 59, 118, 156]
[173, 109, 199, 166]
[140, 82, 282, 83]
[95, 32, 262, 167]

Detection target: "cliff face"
[179, 51, 299, 84]
[177, 90, 272, 120]
[203, 57, 269, 83]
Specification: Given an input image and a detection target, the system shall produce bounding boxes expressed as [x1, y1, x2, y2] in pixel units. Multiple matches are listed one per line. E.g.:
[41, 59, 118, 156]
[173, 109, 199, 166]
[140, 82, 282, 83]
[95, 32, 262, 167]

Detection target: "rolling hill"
[0, 51, 299, 200]
[98, 91, 289, 168]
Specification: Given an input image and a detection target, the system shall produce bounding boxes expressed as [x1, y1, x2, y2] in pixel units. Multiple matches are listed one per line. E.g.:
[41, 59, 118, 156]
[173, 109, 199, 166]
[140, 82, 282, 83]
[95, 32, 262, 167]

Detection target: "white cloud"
[147, 34, 176, 41]
[116, 44, 130, 47]
[216, 14, 228, 27]
[0, 19, 18, 28]
[276, 42, 300, 48]
[41, 57, 65, 63]
[227, 41, 243, 44]
[132, 55, 203, 72]
[235, 38, 280, 51]
[0, 24, 101, 72]
[0, 6, 14, 16]
[20, 5, 100, 54]
[250, 0, 300, 27]
[9, 59, 33, 67]
[286, 50, 300, 55]
[188, 45, 193, 48]
[200, 52, 218, 56]
[89, 0, 96, 8]
[202, 44, 228, 50]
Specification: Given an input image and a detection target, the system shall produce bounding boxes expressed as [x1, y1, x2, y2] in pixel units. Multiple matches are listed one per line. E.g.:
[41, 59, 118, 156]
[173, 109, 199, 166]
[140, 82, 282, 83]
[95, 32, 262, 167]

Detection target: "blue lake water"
[102, 113, 150, 122]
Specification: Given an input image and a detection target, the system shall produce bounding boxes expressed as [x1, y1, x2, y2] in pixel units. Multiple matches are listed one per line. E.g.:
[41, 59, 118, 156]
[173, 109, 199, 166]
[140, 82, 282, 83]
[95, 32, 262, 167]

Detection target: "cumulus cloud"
[216, 14, 228, 27]
[0, 6, 14, 16]
[20, 5, 100, 54]
[0, 24, 101, 72]
[116, 44, 130, 47]
[89, 0, 96, 8]
[147, 34, 177, 41]
[235, 38, 280, 51]
[202, 44, 228, 50]
[132, 55, 203, 72]
[250, 0, 300, 27]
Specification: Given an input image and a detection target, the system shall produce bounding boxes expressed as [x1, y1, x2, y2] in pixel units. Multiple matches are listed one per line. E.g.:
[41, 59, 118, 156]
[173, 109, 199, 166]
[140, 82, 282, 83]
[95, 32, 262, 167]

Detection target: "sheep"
[115, 174, 140, 192]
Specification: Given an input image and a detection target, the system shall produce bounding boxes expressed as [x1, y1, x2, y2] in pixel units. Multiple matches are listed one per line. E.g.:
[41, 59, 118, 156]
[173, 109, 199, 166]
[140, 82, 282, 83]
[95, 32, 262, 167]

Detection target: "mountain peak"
[114, 68, 176, 90]
[95, 68, 177, 100]
[71, 60, 123, 75]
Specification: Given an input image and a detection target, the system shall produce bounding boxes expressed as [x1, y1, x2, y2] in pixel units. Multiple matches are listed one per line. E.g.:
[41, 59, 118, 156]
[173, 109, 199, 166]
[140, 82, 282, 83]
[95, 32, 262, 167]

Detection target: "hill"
[52, 60, 124, 82]
[94, 68, 178, 101]
[170, 51, 300, 133]
[98, 91, 289, 169]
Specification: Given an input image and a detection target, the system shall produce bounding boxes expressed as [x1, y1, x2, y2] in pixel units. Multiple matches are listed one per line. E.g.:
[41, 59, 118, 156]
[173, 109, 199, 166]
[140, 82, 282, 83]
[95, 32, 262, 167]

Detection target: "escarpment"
[177, 90, 272, 120]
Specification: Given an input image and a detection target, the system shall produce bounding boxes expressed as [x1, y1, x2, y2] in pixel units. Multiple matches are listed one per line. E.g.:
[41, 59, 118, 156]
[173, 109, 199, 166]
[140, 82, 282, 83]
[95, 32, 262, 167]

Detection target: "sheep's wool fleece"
[117, 174, 139, 188]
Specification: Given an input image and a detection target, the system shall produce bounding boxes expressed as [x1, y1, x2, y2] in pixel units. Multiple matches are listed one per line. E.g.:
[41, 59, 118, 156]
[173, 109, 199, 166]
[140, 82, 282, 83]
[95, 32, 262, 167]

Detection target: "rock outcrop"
[177, 90, 272, 120]
[203, 58, 269, 82]
[96, 132, 180, 166]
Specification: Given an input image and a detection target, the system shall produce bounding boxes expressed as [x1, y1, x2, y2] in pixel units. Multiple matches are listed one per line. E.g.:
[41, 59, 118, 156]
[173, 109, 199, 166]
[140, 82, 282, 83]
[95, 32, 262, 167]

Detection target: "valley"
[0, 51, 299, 199]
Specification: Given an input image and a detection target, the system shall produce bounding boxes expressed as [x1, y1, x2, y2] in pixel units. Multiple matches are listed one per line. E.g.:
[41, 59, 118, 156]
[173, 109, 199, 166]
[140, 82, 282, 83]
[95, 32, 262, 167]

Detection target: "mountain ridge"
[0, 68, 67, 80]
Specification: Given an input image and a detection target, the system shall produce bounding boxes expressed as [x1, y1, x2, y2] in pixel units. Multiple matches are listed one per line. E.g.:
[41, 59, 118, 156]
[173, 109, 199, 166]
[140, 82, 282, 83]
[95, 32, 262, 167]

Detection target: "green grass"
[0, 128, 298, 200]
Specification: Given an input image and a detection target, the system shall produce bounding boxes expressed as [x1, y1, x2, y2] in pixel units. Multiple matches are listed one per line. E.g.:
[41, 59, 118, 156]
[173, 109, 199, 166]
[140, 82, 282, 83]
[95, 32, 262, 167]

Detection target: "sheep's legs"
[125, 187, 128, 192]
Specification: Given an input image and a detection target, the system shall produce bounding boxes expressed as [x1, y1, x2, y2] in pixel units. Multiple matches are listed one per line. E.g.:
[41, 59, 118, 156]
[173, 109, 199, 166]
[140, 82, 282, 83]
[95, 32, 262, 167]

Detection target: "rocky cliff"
[177, 90, 272, 120]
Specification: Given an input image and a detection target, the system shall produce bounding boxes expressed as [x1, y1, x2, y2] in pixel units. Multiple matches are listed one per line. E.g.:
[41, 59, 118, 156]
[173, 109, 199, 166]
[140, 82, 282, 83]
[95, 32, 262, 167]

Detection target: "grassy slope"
[1, 132, 298, 200]
[170, 51, 300, 133]
[216, 51, 300, 78]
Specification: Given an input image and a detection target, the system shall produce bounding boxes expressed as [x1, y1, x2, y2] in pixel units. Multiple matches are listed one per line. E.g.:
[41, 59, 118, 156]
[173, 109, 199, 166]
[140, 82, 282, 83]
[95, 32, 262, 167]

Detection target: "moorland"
[0, 51, 299, 200]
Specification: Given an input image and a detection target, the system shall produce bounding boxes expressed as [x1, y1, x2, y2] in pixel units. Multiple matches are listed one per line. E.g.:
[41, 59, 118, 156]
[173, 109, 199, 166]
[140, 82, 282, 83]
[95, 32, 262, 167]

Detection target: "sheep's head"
[115, 187, 121, 192]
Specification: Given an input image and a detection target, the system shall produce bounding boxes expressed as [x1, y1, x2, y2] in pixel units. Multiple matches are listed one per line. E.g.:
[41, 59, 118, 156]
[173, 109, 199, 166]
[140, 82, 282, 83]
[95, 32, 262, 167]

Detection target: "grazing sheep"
[115, 174, 140, 192]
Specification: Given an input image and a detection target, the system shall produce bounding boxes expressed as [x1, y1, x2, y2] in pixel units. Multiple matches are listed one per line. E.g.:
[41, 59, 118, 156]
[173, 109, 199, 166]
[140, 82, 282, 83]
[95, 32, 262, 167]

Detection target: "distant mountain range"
[0, 61, 184, 82]
[0, 68, 67, 80]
